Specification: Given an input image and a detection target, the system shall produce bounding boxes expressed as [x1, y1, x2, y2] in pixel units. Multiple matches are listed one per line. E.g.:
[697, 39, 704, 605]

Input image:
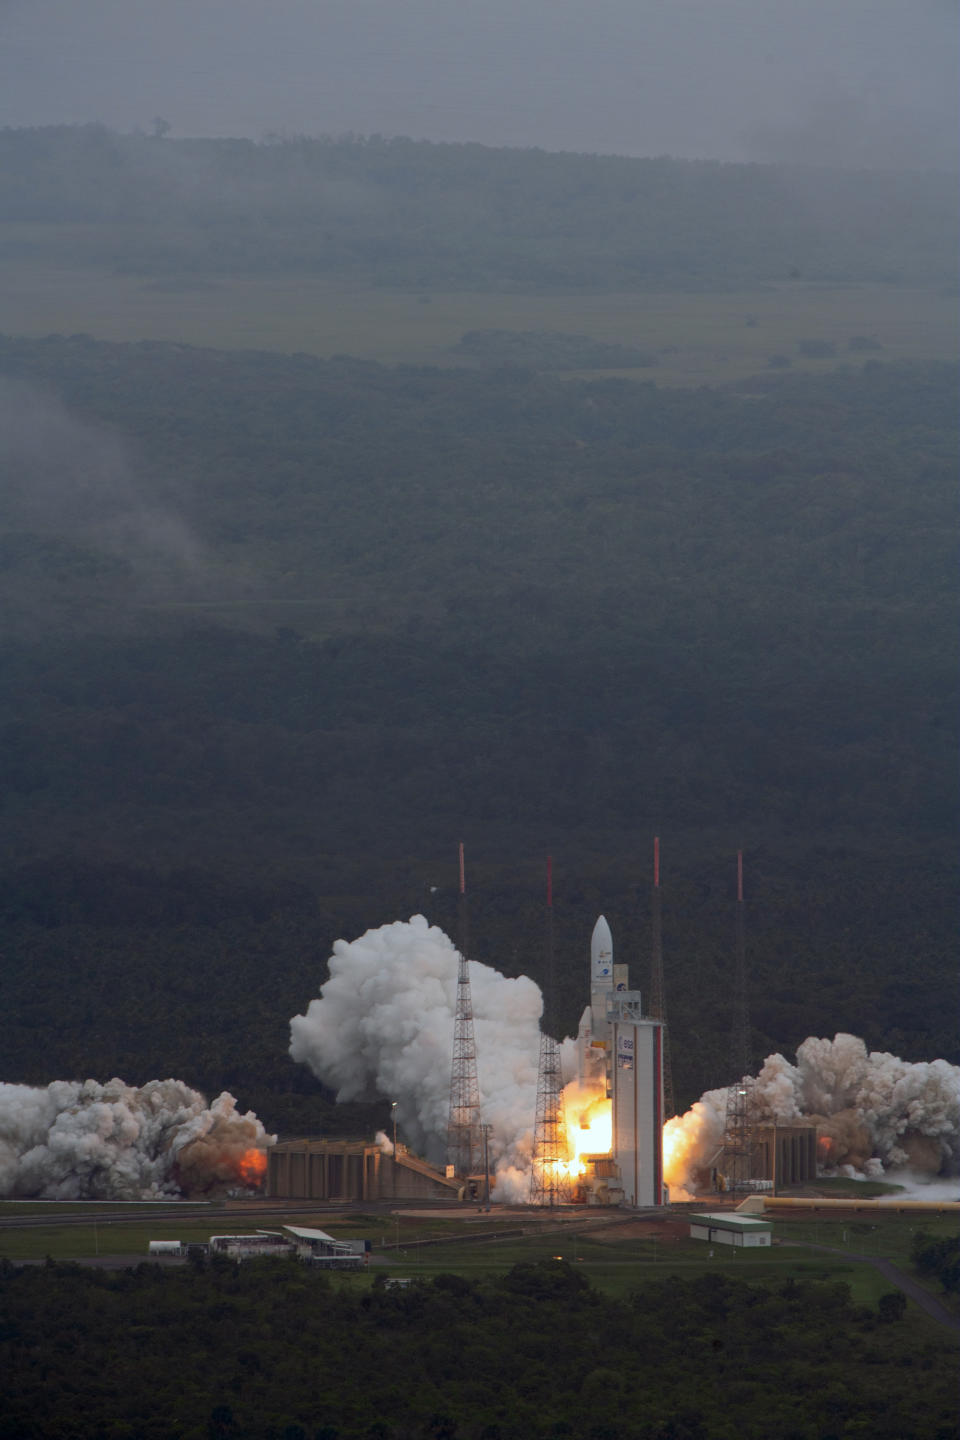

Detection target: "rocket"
[590, 915, 613, 989]
[576, 915, 616, 1091]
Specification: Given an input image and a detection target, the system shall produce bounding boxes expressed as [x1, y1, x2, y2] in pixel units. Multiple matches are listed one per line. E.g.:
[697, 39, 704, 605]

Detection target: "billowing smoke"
[289, 915, 542, 1192]
[664, 1033, 960, 1196]
[0, 1078, 274, 1200]
[290, 921, 959, 1203]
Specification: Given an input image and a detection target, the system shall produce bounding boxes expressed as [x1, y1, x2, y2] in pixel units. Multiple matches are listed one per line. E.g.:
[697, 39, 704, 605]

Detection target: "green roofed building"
[689, 1212, 773, 1247]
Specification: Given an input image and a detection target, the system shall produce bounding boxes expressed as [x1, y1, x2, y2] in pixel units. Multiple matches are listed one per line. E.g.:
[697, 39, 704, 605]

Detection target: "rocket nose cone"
[591, 914, 613, 965]
[592, 914, 612, 949]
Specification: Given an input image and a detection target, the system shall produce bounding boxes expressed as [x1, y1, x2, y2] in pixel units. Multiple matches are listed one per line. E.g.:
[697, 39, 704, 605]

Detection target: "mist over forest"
[0, 0, 956, 1147]
[0, 6, 957, 1426]
[1, 0, 957, 172]
[0, 126, 955, 291]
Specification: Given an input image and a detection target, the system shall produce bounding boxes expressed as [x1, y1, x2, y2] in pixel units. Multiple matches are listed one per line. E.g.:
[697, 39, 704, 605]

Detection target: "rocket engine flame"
[562, 1083, 612, 1175]
[0, 1078, 275, 1200]
[236, 1148, 269, 1186]
[663, 1034, 960, 1194]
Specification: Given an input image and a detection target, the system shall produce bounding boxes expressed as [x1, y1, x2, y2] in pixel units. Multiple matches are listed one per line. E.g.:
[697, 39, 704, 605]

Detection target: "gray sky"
[0, 0, 956, 168]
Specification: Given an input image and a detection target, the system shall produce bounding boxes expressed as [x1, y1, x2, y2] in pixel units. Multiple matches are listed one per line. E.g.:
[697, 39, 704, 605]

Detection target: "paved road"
[796, 1242, 960, 1338]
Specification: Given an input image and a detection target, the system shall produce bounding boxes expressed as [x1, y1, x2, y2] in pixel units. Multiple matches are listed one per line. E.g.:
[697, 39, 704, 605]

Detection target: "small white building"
[150, 1226, 369, 1267]
[689, 1212, 773, 1248]
[282, 1226, 368, 1268]
[147, 1240, 184, 1257]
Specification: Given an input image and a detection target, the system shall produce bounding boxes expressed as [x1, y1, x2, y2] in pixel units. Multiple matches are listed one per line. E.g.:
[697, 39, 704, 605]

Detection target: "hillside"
[0, 126, 956, 290]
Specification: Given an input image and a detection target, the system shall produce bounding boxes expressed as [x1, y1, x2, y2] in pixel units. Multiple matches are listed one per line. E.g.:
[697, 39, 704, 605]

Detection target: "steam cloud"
[291, 919, 959, 1199]
[0, 1078, 274, 1200]
[664, 1033, 960, 1196]
[289, 915, 543, 1194]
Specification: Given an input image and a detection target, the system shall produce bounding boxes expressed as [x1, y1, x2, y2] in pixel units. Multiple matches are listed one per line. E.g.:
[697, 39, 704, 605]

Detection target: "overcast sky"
[0, 0, 956, 168]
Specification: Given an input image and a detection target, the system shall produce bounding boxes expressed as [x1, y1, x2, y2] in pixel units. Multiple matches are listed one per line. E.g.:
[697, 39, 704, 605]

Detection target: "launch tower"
[721, 850, 756, 1189]
[646, 836, 675, 1120]
[446, 843, 484, 1178]
[530, 857, 571, 1205]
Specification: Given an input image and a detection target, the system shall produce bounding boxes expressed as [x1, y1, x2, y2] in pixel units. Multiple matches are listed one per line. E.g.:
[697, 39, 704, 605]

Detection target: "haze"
[1, 0, 956, 169]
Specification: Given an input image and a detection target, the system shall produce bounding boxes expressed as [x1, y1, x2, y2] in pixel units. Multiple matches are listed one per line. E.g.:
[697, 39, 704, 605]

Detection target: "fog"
[0, 0, 955, 169]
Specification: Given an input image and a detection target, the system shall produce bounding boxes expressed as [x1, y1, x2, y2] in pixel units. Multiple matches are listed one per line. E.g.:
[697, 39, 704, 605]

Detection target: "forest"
[0, 1257, 956, 1440]
[0, 326, 955, 1132]
[0, 126, 956, 290]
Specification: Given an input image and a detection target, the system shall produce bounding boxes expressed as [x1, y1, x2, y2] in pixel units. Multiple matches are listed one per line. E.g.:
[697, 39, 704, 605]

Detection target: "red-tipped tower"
[446, 843, 483, 1180]
[531, 854, 571, 1206]
[647, 835, 675, 1119]
[723, 847, 754, 1190]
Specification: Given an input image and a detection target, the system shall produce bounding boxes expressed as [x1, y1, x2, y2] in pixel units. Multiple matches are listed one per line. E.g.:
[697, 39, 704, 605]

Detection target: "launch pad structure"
[571, 915, 665, 1208]
[646, 836, 675, 1120]
[530, 857, 571, 1206]
[721, 851, 757, 1190]
[446, 843, 484, 1180]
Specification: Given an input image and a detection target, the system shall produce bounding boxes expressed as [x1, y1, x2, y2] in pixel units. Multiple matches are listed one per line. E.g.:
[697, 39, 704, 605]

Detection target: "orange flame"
[237, 1148, 268, 1186]
[558, 1082, 613, 1178]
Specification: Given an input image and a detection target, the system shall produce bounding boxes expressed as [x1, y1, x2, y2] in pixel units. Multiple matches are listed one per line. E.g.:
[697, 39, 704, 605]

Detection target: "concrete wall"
[752, 1126, 818, 1187]
[268, 1140, 459, 1202]
[611, 1014, 664, 1207]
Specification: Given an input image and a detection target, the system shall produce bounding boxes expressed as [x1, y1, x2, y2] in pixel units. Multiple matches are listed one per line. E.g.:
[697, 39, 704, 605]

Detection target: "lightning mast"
[531, 855, 571, 1206]
[446, 842, 484, 1179]
[722, 849, 755, 1190]
[646, 836, 675, 1119]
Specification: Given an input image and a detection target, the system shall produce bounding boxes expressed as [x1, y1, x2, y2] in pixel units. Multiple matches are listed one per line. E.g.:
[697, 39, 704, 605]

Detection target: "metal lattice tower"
[446, 842, 484, 1179]
[531, 856, 571, 1206]
[646, 836, 676, 1120]
[723, 850, 755, 1190]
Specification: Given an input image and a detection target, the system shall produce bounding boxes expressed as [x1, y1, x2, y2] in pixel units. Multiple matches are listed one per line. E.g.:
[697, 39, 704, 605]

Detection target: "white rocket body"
[590, 915, 614, 990]
[577, 915, 615, 1091]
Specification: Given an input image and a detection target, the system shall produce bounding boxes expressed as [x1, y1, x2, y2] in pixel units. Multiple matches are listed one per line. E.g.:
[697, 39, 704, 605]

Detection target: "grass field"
[0, 258, 955, 386]
[3, 1201, 955, 1334]
[0, 1207, 530, 1262]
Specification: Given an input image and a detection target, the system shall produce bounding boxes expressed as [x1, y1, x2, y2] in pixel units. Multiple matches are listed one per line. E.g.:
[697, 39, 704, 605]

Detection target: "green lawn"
[0, 1207, 526, 1262]
[3, 1205, 955, 1336]
[0, 257, 954, 386]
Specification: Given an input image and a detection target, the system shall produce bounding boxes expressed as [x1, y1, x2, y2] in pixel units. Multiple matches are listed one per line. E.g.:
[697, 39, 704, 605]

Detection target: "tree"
[877, 1291, 906, 1323]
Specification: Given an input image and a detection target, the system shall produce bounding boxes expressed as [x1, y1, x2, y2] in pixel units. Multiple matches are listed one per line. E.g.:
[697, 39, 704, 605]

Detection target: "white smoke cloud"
[0, 377, 203, 576]
[291, 922, 960, 1203]
[290, 921, 955, 1203]
[289, 915, 543, 1190]
[665, 1033, 960, 1194]
[0, 1077, 274, 1199]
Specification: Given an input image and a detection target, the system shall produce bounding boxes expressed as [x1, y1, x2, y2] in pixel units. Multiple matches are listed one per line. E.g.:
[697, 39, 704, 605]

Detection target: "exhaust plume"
[290, 915, 542, 1189]
[291, 922, 959, 1201]
[0, 1078, 274, 1200]
[664, 1033, 960, 1195]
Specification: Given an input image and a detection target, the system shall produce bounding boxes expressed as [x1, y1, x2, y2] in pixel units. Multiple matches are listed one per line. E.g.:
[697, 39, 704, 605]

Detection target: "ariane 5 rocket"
[576, 915, 617, 1094]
